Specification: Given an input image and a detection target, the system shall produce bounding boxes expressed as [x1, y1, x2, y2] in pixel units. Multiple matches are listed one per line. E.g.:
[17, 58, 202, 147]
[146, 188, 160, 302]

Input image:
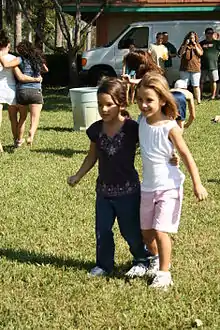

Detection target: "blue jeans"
[95, 191, 149, 273]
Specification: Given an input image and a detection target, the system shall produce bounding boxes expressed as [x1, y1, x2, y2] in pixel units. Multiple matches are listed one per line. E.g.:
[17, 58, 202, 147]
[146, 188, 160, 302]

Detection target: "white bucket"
[69, 87, 101, 131]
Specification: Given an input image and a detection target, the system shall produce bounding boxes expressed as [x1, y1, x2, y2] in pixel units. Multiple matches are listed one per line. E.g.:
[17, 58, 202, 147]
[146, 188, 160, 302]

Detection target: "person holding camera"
[178, 31, 203, 104]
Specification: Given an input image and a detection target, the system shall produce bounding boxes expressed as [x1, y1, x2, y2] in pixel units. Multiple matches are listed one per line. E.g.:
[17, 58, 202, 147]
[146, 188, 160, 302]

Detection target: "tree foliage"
[3, 0, 110, 85]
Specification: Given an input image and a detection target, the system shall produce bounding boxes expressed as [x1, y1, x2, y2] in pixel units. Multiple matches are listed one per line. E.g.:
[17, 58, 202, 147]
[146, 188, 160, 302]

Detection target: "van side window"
[118, 27, 149, 49]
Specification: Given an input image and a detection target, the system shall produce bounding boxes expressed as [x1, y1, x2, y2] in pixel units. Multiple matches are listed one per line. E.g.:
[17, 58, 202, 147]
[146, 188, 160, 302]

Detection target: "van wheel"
[89, 67, 116, 86]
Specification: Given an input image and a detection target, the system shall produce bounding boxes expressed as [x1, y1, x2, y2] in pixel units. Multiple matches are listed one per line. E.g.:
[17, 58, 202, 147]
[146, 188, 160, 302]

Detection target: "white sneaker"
[149, 271, 173, 290]
[146, 257, 159, 279]
[146, 257, 171, 279]
[125, 263, 147, 278]
[89, 266, 107, 277]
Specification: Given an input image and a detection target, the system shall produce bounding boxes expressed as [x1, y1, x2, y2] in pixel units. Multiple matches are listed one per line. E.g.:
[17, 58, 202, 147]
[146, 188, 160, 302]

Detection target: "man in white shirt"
[148, 32, 168, 69]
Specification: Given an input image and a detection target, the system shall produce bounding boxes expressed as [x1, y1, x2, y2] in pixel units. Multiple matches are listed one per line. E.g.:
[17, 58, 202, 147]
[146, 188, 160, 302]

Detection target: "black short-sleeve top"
[86, 119, 140, 197]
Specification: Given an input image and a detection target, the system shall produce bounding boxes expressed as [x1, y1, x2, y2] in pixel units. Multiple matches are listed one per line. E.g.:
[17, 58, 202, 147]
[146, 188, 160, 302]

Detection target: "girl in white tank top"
[136, 72, 207, 290]
[0, 30, 41, 150]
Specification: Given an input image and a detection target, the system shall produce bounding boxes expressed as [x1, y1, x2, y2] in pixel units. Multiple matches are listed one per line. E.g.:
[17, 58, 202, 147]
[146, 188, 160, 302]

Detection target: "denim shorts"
[176, 107, 186, 121]
[179, 71, 201, 87]
[16, 88, 43, 105]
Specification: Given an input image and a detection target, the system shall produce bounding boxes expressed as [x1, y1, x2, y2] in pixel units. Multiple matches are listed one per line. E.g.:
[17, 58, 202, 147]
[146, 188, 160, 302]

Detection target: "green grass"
[0, 89, 220, 329]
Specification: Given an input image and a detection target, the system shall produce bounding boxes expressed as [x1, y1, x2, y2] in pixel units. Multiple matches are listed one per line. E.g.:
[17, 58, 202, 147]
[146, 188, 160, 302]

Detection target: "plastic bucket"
[69, 87, 101, 131]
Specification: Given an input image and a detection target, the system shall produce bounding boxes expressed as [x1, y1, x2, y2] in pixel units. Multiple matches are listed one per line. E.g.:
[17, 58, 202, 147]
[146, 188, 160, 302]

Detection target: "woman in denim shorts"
[178, 31, 203, 104]
[0, 41, 48, 146]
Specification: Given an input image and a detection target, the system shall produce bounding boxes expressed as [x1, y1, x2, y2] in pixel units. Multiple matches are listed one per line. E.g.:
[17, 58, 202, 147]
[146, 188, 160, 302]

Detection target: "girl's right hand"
[67, 175, 80, 187]
[35, 76, 43, 83]
[194, 184, 208, 201]
[169, 152, 180, 167]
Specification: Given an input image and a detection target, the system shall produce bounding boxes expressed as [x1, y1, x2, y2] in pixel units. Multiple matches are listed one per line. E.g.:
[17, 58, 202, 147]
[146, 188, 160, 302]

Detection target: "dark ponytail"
[0, 30, 10, 49]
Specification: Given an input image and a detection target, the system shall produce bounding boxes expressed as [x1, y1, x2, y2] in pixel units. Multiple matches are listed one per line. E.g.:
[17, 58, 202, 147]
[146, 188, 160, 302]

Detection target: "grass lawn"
[0, 88, 220, 329]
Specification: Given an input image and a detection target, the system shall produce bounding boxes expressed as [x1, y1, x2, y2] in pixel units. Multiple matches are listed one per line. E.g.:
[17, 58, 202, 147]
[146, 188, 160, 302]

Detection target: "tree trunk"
[68, 48, 79, 88]
[14, 3, 22, 51]
[68, 0, 81, 88]
[35, 5, 46, 50]
[55, 14, 63, 48]
[86, 27, 92, 51]
[74, 0, 81, 48]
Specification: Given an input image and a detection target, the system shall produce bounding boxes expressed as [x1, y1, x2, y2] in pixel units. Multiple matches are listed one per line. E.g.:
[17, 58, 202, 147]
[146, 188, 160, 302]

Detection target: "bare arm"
[194, 43, 203, 57]
[42, 63, 49, 73]
[184, 92, 196, 128]
[0, 56, 21, 68]
[121, 74, 141, 85]
[169, 127, 207, 200]
[128, 77, 141, 85]
[122, 59, 126, 76]
[148, 44, 153, 55]
[13, 67, 42, 83]
[67, 142, 98, 186]
[178, 44, 188, 57]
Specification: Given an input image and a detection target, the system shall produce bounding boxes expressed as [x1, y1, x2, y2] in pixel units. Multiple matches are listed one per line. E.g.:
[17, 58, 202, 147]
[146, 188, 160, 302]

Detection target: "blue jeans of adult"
[95, 190, 149, 273]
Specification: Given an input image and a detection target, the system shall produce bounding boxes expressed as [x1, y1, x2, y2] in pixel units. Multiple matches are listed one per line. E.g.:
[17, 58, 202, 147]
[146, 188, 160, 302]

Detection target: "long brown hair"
[137, 72, 178, 119]
[182, 31, 199, 45]
[17, 40, 45, 75]
[124, 50, 164, 78]
[97, 77, 127, 108]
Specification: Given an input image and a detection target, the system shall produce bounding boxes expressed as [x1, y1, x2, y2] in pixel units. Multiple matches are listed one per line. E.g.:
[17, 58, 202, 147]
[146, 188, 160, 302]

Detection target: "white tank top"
[0, 54, 16, 88]
[139, 117, 185, 192]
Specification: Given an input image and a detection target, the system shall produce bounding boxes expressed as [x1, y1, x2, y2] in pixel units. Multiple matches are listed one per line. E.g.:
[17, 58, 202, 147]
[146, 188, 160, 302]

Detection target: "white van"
[80, 20, 220, 86]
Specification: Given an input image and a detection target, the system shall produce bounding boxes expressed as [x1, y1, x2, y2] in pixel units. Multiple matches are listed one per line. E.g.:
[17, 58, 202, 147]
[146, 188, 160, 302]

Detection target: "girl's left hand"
[194, 184, 208, 201]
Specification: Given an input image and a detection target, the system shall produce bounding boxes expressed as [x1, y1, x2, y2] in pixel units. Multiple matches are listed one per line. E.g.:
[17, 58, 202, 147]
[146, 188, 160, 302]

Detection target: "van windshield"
[104, 25, 130, 47]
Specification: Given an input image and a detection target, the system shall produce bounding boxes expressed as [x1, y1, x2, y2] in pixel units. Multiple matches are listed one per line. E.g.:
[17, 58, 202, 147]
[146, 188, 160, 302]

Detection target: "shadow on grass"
[207, 178, 220, 184]
[38, 126, 73, 132]
[0, 248, 134, 280]
[0, 248, 94, 271]
[2, 145, 16, 154]
[31, 148, 87, 157]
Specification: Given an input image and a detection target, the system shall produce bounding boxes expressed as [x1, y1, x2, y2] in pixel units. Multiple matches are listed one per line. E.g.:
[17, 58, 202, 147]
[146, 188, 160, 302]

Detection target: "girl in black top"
[68, 77, 150, 277]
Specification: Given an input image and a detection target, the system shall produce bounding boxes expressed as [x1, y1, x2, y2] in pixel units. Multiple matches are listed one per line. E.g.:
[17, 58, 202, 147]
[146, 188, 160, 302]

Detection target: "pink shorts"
[140, 187, 183, 233]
